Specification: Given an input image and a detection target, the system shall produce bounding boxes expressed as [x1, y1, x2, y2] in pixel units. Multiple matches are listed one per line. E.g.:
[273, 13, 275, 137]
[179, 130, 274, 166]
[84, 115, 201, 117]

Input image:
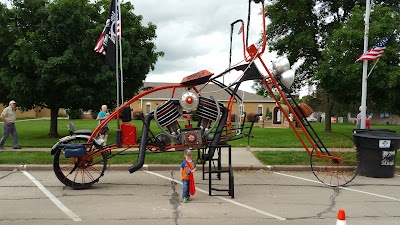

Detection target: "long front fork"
[257, 56, 324, 158]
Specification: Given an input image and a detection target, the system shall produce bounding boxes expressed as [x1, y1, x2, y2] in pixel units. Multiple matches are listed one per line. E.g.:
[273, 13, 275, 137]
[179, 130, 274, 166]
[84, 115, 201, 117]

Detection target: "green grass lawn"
[0, 119, 399, 166]
[253, 150, 400, 166]
[6, 118, 400, 148]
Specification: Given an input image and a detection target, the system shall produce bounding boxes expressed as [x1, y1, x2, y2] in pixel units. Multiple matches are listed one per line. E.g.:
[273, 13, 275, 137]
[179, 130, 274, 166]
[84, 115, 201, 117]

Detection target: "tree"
[303, 87, 360, 127]
[264, 0, 367, 86]
[257, 0, 399, 131]
[0, 4, 14, 100]
[265, 0, 398, 84]
[257, 0, 360, 131]
[316, 5, 400, 116]
[0, 0, 163, 137]
[251, 80, 281, 101]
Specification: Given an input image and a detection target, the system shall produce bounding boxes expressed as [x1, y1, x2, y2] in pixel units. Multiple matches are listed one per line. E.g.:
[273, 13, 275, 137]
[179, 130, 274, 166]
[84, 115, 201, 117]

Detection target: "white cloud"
[131, 0, 276, 93]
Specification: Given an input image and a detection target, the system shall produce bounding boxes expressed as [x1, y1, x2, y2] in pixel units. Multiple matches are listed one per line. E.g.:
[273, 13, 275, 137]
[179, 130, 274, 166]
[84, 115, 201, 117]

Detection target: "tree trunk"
[324, 97, 335, 133]
[48, 107, 60, 137]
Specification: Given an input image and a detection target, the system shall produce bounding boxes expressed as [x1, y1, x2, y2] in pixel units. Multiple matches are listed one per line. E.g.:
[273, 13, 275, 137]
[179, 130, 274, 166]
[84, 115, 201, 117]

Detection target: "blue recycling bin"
[353, 130, 400, 178]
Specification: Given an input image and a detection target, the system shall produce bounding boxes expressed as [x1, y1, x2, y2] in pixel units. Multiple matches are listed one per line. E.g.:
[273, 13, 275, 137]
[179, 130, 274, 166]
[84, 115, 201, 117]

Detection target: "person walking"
[96, 105, 110, 145]
[0, 100, 21, 149]
[356, 112, 362, 129]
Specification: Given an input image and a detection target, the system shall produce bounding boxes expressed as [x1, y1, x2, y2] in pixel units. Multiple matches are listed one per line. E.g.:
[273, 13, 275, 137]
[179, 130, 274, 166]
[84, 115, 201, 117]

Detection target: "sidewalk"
[0, 147, 312, 172]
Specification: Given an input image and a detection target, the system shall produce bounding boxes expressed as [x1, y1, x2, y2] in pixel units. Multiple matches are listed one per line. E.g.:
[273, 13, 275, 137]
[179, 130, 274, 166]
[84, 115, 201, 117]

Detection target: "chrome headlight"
[272, 57, 290, 76]
[271, 57, 294, 88]
[280, 69, 295, 88]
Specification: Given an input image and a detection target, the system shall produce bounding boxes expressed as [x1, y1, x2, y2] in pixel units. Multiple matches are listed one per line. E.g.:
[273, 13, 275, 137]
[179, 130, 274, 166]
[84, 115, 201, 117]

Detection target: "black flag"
[94, 0, 119, 68]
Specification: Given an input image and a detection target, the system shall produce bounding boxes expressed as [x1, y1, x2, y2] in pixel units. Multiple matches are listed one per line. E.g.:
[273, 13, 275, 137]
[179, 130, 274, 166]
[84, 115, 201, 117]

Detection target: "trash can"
[353, 130, 400, 178]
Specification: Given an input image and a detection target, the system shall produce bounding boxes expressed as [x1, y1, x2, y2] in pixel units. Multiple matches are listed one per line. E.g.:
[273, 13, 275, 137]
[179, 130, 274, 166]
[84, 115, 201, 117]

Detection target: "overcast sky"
[131, 0, 279, 94]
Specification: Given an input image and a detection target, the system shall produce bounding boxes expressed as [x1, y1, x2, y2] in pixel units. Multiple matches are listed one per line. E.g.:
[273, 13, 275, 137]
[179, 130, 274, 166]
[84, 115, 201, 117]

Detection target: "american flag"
[356, 34, 393, 62]
[116, 3, 121, 39]
[94, 0, 121, 68]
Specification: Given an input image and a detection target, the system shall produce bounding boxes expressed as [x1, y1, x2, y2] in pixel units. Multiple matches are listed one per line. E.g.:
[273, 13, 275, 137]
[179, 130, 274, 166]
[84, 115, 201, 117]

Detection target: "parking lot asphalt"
[1, 146, 399, 224]
[0, 169, 399, 225]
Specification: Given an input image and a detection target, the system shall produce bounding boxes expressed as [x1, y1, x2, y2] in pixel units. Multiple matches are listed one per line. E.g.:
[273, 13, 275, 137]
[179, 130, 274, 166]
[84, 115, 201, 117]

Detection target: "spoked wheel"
[52, 136, 107, 189]
[310, 132, 358, 187]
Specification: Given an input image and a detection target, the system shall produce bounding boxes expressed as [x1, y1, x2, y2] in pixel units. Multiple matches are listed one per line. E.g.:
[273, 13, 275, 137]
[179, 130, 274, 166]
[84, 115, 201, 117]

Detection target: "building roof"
[140, 82, 275, 103]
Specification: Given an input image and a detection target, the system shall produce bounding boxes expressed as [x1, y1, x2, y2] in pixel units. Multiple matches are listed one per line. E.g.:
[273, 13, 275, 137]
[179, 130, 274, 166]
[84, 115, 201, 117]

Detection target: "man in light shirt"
[0, 100, 21, 149]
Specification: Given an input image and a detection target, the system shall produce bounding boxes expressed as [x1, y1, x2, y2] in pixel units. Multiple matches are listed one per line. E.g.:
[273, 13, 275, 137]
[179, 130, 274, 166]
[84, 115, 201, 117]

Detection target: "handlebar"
[243, 0, 267, 62]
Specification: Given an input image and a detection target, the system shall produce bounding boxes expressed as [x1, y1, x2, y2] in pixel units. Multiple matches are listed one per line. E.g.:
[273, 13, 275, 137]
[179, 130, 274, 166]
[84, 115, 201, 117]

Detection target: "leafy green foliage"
[257, 1, 400, 132]
[0, 0, 163, 136]
[266, 0, 321, 84]
[316, 5, 400, 115]
[265, 1, 398, 86]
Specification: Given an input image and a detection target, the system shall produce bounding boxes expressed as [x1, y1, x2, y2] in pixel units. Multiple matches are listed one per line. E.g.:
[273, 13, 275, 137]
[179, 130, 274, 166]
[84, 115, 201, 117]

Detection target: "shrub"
[265, 108, 272, 120]
[246, 112, 260, 122]
[66, 109, 82, 119]
[57, 113, 68, 118]
[91, 111, 97, 119]
[132, 110, 143, 120]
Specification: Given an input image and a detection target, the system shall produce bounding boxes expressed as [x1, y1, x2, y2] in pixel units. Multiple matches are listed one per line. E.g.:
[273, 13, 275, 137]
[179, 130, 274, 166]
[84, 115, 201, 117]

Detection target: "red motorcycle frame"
[51, 0, 358, 190]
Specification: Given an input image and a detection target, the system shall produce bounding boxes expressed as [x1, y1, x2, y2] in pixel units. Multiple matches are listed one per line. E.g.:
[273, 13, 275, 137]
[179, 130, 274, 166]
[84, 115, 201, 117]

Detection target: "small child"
[180, 149, 196, 203]
[366, 116, 371, 129]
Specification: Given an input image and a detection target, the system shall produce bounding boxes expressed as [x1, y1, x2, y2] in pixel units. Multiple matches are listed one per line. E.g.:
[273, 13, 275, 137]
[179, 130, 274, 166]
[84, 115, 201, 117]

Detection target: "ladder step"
[211, 188, 230, 191]
[209, 170, 230, 174]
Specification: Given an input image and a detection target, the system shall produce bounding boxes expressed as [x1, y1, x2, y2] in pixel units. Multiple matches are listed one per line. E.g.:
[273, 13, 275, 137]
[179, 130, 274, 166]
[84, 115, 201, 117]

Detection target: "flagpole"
[118, 0, 124, 104]
[119, 41, 123, 103]
[115, 0, 120, 108]
[360, 0, 371, 129]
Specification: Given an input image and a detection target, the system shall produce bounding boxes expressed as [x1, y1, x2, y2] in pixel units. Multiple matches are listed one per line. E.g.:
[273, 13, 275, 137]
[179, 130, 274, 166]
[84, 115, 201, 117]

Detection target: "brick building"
[0, 105, 65, 118]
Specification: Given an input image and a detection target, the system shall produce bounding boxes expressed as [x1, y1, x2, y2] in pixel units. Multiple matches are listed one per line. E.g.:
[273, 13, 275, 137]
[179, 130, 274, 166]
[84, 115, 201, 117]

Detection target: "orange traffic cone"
[336, 209, 346, 225]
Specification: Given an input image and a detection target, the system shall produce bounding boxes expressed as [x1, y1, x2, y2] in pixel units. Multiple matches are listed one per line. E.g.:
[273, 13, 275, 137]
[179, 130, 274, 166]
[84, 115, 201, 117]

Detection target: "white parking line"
[22, 171, 82, 222]
[274, 172, 400, 202]
[144, 170, 286, 221]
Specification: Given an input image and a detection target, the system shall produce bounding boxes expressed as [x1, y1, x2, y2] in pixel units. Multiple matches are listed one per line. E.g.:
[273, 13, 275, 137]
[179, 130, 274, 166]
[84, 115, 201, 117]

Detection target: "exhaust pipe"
[128, 114, 152, 173]
[203, 107, 228, 161]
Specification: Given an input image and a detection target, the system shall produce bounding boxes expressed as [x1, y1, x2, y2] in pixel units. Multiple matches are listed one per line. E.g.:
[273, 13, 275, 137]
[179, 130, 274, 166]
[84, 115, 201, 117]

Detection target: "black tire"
[52, 136, 107, 189]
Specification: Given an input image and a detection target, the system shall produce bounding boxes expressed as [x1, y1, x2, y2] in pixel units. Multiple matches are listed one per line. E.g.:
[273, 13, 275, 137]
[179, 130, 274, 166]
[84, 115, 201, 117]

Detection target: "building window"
[380, 112, 389, 118]
[257, 104, 263, 115]
[146, 102, 151, 114]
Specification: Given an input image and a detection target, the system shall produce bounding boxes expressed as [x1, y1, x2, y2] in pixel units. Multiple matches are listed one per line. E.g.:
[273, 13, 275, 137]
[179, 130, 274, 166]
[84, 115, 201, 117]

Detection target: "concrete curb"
[2, 164, 399, 173]
[0, 164, 315, 172]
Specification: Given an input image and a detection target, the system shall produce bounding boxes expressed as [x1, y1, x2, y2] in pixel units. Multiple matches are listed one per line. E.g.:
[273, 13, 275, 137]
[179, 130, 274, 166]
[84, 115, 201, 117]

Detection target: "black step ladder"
[201, 144, 234, 198]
